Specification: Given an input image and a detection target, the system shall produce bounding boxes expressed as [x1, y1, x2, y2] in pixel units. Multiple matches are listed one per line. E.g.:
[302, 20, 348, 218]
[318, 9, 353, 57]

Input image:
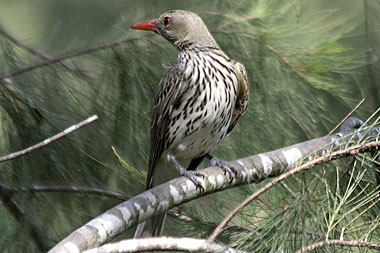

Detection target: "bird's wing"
[147, 66, 184, 189]
[227, 61, 249, 135]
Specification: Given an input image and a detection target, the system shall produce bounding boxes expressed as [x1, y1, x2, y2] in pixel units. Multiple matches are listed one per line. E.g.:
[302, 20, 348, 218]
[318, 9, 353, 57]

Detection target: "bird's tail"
[134, 156, 191, 238]
[134, 212, 167, 238]
[134, 157, 178, 238]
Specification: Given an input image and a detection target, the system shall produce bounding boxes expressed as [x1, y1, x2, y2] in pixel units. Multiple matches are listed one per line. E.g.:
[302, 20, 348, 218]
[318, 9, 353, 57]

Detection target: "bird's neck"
[177, 46, 224, 63]
[174, 38, 220, 52]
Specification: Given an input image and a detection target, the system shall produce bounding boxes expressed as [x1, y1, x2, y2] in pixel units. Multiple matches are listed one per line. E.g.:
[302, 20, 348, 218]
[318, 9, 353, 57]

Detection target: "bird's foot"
[179, 169, 205, 192]
[207, 154, 236, 182]
[167, 151, 205, 192]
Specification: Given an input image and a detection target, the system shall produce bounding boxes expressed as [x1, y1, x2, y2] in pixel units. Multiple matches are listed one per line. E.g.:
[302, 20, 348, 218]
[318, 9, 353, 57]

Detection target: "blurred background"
[0, 0, 379, 252]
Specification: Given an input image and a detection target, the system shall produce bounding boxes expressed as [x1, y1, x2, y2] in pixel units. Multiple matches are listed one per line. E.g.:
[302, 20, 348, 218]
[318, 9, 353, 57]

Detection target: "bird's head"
[131, 10, 219, 49]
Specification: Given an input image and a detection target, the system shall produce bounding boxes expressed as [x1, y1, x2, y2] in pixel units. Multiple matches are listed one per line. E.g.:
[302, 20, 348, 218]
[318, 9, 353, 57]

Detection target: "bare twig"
[297, 239, 380, 252]
[82, 237, 245, 253]
[0, 24, 90, 73]
[301, 101, 365, 163]
[0, 184, 48, 251]
[0, 114, 98, 163]
[0, 183, 128, 200]
[0, 34, 152, 80]
[0, 24, 51, 60]
[208, 140, 380, 242]
[324, 99, 364, 138]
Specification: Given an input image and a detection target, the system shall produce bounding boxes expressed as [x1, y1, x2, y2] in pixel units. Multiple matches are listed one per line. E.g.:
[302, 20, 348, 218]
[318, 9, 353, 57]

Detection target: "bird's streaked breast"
[165, 48, 239, 159]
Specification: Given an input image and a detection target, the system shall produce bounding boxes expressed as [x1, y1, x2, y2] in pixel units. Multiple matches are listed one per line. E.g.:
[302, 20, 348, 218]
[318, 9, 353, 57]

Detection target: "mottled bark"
[49, 118, 380, 253]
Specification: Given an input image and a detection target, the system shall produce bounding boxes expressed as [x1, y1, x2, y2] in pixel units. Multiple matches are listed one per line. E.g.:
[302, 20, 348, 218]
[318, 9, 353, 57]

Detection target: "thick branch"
[49, 119, 380, 253]
[208, 138, 380, 241]
[82, 237, 245, 253]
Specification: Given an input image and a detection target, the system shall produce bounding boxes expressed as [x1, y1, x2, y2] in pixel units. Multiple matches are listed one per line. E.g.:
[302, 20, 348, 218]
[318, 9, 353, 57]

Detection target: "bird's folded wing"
[227, 61, 249, 135]
[147, 66, 184, 189]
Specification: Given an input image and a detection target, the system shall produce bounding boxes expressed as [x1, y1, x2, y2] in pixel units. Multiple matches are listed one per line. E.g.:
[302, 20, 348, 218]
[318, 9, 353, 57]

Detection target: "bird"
[131, 10, 249, 237]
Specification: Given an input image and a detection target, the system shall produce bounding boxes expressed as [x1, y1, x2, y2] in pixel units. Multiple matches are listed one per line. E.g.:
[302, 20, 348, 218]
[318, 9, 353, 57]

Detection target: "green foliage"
[0, 0, 379, 252]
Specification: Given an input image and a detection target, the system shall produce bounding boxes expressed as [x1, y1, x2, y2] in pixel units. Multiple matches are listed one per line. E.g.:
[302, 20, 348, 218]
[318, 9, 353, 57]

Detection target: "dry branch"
[83, 237, 245, 253]
[0, 24, 51, 60]
[0, 183, 128, 200]
[297, 239, 380, 252]
[49, 118, 380, 253]
[0, 184, 48, 251]
[0, 34, 152, 80]
[208, 139, 380, 241]
[0, 115, 98, 163]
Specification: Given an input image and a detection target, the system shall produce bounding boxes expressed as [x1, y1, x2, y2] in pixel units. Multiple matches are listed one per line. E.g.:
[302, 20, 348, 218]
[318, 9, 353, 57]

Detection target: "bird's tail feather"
[134, 156, 190, 237]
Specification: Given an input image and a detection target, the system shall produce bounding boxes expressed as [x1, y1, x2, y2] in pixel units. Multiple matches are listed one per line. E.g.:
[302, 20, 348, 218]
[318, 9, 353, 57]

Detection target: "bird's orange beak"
[131, 19, 158, 32]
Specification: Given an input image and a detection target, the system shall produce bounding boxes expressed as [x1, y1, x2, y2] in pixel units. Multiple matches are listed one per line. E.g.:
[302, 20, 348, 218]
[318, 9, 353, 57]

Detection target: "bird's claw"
[210, 157, 236, 183]
[180, 170, 205, 192]
[168, 150, 205, 192]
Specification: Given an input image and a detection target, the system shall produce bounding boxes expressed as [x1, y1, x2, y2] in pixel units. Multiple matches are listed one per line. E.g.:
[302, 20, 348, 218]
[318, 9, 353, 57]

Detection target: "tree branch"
[49, 119, 380, 253]
[207, 139, 380, 242]
[0, 183, 48, 251]
[82, 237, 245, 253]
[297, 239, 380, 252]
[0, 24, 51, 60]
[0, 34, 152, 80]
[0, 183, 129, 200]
[0, 115, 98, 163]
[0, 24, 92, 73]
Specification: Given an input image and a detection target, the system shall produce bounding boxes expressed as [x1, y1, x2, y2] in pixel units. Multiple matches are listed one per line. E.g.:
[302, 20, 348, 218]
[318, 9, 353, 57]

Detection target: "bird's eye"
[163, 17, 171, 26]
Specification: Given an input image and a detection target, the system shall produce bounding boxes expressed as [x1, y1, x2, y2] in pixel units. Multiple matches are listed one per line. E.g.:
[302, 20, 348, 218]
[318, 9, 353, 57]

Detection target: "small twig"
[0, 183, 128, 200]
[342, 190, 380, 232]
[347, 220, 378, 233]
[168, 208, 253, 232]
[0, 115, 98, 163]
[208, 140, 380, 242]
[168, 208, 197, 222]
[0, 24, 89, 73]
[0, 24, 51, 60]
[297, 239, 380, 252]
[324, 99, 364, 138]
[0, 34, 152, 80]
[304, 100, 364, 159]
[82, 237, 245, 253]
[0, 183, 48, 251]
